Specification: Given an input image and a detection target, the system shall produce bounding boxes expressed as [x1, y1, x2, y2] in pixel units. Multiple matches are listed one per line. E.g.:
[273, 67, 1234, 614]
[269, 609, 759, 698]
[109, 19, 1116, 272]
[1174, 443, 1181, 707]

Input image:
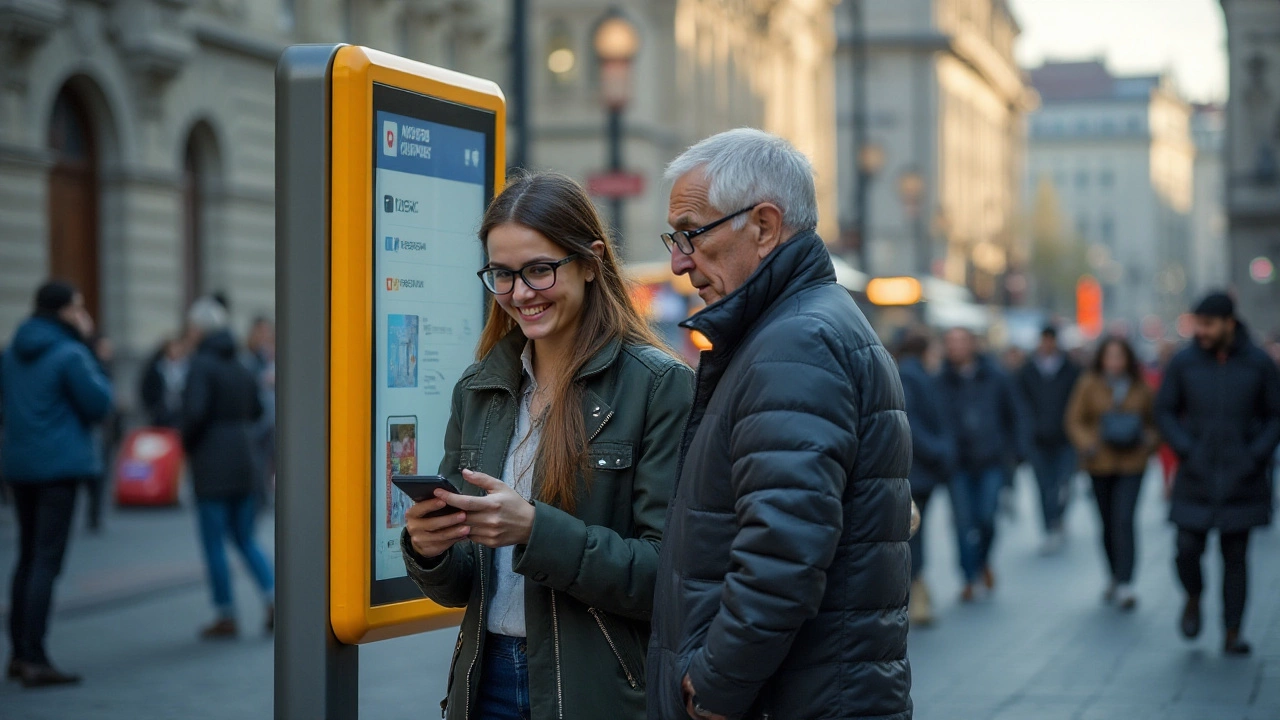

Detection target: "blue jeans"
[477, 634, 531, 720]
[196, 494, 274, 616]
[950, 467, 1004, 584]
[1029, 443, 1076, 533]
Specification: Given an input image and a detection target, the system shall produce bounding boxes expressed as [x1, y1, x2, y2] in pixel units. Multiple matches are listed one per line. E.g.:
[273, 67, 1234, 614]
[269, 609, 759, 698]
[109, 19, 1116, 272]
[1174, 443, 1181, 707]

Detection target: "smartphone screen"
[385, 415, 418, 528]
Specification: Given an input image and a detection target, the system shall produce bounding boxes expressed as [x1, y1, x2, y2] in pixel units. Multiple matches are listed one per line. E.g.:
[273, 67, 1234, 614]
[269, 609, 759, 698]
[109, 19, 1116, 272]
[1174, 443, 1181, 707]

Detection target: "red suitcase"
[113, 427, 184, 506]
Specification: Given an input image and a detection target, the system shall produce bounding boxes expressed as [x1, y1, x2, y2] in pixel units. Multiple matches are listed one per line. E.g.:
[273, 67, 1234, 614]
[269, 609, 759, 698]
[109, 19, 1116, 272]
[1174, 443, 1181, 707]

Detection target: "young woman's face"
[485, 222, 594, 347]
[1102, 342, 1128, 377]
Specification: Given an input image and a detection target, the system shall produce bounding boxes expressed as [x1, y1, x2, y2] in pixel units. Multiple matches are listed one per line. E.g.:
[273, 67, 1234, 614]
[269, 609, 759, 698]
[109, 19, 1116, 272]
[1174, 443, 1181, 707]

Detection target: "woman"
[402, 172, 694, 720]
[1065, 337, 1159, 611]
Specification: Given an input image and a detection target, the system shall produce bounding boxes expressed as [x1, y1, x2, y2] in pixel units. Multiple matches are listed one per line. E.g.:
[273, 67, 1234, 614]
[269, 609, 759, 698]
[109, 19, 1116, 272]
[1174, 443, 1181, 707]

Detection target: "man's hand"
[682, 674, 727, 720]
[909, 499, 921, 538]
[404, 493, 469, 559]
[438, 469, 536, 549]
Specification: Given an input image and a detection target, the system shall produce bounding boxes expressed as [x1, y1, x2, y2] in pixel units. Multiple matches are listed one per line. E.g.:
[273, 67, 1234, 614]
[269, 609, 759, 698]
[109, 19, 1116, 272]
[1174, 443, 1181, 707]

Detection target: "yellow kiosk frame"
[327, 46, 506, 645]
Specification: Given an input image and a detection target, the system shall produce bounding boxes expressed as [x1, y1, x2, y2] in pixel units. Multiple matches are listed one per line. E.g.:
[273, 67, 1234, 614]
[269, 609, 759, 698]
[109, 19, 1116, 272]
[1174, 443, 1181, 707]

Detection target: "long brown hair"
[1091, 336, 1142, 383]
[476, 172, 677, 512]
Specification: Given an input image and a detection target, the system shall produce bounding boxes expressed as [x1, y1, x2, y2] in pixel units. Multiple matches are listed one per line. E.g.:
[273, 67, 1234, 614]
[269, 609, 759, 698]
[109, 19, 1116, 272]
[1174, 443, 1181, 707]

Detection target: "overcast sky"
[1008, 0, 1228, 103]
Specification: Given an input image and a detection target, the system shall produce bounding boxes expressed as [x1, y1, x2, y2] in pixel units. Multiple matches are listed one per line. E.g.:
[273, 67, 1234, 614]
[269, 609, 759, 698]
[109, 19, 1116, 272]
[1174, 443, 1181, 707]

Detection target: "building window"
[1075, 169, 1089, 189]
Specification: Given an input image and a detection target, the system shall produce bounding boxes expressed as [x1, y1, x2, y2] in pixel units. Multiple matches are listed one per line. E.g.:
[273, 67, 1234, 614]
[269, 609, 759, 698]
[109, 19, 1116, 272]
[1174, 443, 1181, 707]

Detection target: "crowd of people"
[895, 294, 1280, 659]
[1, 283, 279, 688]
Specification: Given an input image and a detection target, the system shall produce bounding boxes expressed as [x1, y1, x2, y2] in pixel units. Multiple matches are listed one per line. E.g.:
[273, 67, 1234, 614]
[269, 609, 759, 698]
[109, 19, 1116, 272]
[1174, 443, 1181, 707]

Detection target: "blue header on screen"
[375, 110, 486, 185]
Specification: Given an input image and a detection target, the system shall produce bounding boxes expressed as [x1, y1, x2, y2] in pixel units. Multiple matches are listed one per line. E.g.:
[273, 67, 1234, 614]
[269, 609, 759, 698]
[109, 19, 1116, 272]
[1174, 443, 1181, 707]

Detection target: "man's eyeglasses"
[477, 255, 578, 295]
[660, 205, 757, 255]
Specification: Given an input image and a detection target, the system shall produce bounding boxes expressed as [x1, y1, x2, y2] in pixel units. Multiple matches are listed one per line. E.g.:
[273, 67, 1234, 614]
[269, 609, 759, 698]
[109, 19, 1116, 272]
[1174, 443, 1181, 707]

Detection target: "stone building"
[834, 0, 1033, 303]
[1026, 60, 1195, 330]
[0, 0, 838, 408]
[1221, 0, 1280, 336]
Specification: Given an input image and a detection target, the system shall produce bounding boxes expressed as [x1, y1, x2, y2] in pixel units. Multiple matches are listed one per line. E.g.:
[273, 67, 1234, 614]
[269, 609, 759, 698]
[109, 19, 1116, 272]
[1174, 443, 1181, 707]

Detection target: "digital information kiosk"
[276, 44, 504, 718]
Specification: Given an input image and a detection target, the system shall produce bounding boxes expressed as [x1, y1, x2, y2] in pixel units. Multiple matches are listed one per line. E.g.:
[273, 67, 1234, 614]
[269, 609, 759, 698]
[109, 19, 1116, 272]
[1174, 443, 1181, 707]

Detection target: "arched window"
[182, 123, 221, 308]
[47, 86, 101, 320]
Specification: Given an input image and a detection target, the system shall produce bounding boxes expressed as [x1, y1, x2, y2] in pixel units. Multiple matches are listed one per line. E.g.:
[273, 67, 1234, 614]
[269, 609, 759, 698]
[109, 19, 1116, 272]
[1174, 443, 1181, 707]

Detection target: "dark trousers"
[1030, 443, 1076, 532]
[1176, 527, 1251, 632]
[477, 634, 531, 720]
[950, 466, 1004, 584]
[1090, 473, 1143, 584]
[909, 487, 934, 580]
[8, 480, 79, 664]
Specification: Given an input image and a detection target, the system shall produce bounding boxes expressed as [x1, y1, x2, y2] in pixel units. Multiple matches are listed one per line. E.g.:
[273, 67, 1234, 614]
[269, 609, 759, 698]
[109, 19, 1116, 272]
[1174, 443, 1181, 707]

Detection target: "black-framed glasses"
[660, 205, 757, 255]
[477, 255, 578, 295]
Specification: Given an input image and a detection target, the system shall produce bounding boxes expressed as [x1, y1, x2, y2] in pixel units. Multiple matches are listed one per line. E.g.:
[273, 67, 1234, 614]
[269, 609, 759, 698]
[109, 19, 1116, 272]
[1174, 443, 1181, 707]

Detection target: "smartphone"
[392, 475, 459, 518]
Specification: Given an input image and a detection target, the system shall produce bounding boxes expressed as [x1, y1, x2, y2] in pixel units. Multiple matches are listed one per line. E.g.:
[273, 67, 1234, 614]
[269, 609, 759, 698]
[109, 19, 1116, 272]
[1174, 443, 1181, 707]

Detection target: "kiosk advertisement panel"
[328, 46, 504, 644]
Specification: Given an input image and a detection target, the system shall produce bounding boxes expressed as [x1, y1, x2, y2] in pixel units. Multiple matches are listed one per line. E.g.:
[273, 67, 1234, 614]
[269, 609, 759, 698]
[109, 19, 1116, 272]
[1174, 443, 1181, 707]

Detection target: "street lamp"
[854, 142, 884, 272]
[594, 10, 640, 249]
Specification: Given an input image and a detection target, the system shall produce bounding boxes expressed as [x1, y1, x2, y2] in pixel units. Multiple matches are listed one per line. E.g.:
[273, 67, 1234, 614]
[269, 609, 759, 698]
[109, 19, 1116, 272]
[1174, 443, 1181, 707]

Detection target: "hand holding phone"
[397, 475, 470, 560]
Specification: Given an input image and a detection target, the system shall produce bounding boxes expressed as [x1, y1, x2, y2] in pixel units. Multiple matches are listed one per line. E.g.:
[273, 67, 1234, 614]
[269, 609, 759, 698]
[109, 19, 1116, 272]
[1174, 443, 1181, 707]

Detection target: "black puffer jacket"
[181, 330, 263, 499]
[1016, 354, 1081, 447]
[1155, 325, 1280, 532]
[899, 356, 956, 495]
[648, 231, 913, 720]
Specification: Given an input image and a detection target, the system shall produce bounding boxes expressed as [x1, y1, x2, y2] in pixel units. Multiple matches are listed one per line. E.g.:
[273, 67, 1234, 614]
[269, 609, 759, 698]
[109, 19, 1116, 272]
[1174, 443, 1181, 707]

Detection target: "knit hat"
[1192, 292, 1235, 319]
[34, 280, 76, 315]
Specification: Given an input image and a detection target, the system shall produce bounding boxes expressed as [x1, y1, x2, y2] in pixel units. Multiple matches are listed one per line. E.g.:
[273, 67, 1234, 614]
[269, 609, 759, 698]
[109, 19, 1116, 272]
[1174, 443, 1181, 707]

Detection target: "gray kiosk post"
[275, 43, 359, 719]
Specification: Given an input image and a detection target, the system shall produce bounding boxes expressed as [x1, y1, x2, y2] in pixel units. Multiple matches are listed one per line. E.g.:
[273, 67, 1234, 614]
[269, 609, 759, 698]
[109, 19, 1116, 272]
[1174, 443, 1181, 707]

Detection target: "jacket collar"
[466, 329, 624, 396]
[680, 229, 835, 356]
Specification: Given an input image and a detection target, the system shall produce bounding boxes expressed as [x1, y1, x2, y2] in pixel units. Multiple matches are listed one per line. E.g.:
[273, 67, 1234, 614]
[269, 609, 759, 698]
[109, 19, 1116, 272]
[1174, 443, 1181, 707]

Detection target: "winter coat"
[181, 330, 264, 499]
[401, 332, 694, 720]
[1064, 372, 1159, 477]
[139, 346, 185, 428]
[1155, 326, 1280, 532]
[938, 356, 1030, 473]
[0, 316, 113, 482]
[648, 230, 913, 720]
[898, 356, 956, 494]
[1017, 354, 1082, 447]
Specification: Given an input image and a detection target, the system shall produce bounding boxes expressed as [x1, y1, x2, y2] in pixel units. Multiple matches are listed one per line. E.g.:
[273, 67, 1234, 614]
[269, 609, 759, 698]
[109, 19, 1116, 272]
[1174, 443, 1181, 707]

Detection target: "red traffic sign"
[587, 171, 645, 199]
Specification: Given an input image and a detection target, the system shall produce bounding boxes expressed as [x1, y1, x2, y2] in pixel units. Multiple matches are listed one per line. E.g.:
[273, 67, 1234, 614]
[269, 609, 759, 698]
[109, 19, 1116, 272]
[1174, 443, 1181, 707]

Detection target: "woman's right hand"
[404, 490, 471, 559]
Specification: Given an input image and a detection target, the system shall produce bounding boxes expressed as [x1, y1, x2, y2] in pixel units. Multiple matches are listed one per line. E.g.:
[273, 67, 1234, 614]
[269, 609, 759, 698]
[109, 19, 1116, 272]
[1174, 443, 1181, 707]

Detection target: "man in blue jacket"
[2, 281, 112, 687]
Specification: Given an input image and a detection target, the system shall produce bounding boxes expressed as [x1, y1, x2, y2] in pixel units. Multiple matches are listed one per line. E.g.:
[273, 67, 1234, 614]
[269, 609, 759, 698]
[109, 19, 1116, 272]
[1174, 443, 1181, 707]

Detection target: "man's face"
[944, 329, 974, 366]
[666, 170, 769, 306]
[1037, 334, 1058, 357]
[1193, 315, 1233, 351]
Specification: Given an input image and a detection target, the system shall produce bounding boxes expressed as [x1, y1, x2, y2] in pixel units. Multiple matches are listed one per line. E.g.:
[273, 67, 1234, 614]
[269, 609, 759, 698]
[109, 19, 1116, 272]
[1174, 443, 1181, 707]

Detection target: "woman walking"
[401, 172, 694, 720]
[1065, 337, 1159, 610]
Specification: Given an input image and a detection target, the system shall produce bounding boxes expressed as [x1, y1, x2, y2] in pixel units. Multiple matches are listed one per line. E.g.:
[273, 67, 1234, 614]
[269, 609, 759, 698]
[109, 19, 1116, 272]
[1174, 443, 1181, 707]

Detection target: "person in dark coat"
[896, 330, 955, 627]
[1156, 292, 1280, 655]
[2, 281, 112, 687]
[1017, 326, 1082, 553]
[181, 297, 275, 639]
[938, 327, 1030, 602]
[649, 129, 913, 720]
[138, 336, 189, 429]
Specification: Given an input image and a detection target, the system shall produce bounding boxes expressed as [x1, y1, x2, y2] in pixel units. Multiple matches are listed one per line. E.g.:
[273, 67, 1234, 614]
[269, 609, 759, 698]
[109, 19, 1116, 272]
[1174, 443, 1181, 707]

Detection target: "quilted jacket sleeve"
[686, 316, 861, 716]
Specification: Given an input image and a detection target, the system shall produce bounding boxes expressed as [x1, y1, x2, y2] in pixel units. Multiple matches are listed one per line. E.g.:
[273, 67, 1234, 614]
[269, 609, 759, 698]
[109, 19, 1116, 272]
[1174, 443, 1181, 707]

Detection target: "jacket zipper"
[588, 607, 638, 688]
[551, 590, 565, 719]
[588, 409, 615, 442]
[442, 631, 465, 718]
[464, 546, 486, 720]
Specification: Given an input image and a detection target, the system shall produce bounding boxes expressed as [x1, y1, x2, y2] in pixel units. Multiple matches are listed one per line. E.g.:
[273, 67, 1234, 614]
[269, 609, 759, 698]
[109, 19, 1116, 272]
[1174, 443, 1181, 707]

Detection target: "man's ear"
[753, 203, 786, 259]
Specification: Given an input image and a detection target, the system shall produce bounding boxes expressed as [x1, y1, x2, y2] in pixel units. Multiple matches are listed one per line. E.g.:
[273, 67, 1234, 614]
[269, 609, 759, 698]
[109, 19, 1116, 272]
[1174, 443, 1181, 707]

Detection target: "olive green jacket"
[401, 331, 693, 720]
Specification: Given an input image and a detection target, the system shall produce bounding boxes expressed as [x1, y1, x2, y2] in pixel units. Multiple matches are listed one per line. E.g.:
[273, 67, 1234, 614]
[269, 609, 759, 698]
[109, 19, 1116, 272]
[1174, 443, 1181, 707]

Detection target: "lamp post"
[896, 168, 926, 275]
[594, 11, 640, 250]
[854, 142, 885, 272]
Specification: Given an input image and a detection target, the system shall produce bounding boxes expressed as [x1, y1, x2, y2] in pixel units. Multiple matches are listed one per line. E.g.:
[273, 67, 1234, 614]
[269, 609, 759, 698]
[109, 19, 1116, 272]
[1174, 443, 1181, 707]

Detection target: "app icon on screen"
[387, 314, 418, 388]
[385, 236, 398, 252]
[384, 195, 393, 213]
[386, 417, 417, 528]
[383, 120, 398, 157]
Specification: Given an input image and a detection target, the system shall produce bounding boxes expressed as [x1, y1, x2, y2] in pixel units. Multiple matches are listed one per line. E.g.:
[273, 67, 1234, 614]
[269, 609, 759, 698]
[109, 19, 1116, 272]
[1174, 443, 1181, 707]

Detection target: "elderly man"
[648, 129, 913, 720]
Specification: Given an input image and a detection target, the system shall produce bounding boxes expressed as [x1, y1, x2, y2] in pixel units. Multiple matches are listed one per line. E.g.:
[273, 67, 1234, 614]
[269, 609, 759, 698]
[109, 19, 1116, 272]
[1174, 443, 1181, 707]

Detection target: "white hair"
[187, 296, 228, 334]
[664, 128, 818, 232]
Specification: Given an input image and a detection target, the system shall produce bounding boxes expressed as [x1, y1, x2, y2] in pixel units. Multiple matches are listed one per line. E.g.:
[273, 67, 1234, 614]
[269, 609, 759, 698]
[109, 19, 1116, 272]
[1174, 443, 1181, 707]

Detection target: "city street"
[1, 465, 1277, 719]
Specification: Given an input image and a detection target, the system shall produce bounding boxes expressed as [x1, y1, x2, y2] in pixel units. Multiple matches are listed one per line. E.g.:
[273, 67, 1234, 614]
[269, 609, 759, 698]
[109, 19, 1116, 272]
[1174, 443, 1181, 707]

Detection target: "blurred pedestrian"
[649, 129, 912, 720]
[84, 334, 123, 533]
[243, 317, 276, 505]
[181, 297, 275, 639]
[1017, 326, 1083, 554]
[1065, 337, 1158, 611]
[2, 281, 112, 687]
[1156, 292, 1280, 655]
[1144, 340, 1181, 498]
[897, 330, 956, 627]
[139, 336, 190, 429]
[939, 327, 1030, 602]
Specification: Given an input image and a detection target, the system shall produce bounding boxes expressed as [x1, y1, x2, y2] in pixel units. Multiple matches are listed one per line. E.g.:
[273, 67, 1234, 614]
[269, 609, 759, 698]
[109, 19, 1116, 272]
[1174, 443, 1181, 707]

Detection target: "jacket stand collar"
[680, 229, 835, 357]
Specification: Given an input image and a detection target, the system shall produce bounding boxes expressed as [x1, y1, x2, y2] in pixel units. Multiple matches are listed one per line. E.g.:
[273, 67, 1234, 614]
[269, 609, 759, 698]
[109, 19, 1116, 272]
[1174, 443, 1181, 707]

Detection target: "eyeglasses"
[660, 205, 757, 255]
[477, 255, 578, 295]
